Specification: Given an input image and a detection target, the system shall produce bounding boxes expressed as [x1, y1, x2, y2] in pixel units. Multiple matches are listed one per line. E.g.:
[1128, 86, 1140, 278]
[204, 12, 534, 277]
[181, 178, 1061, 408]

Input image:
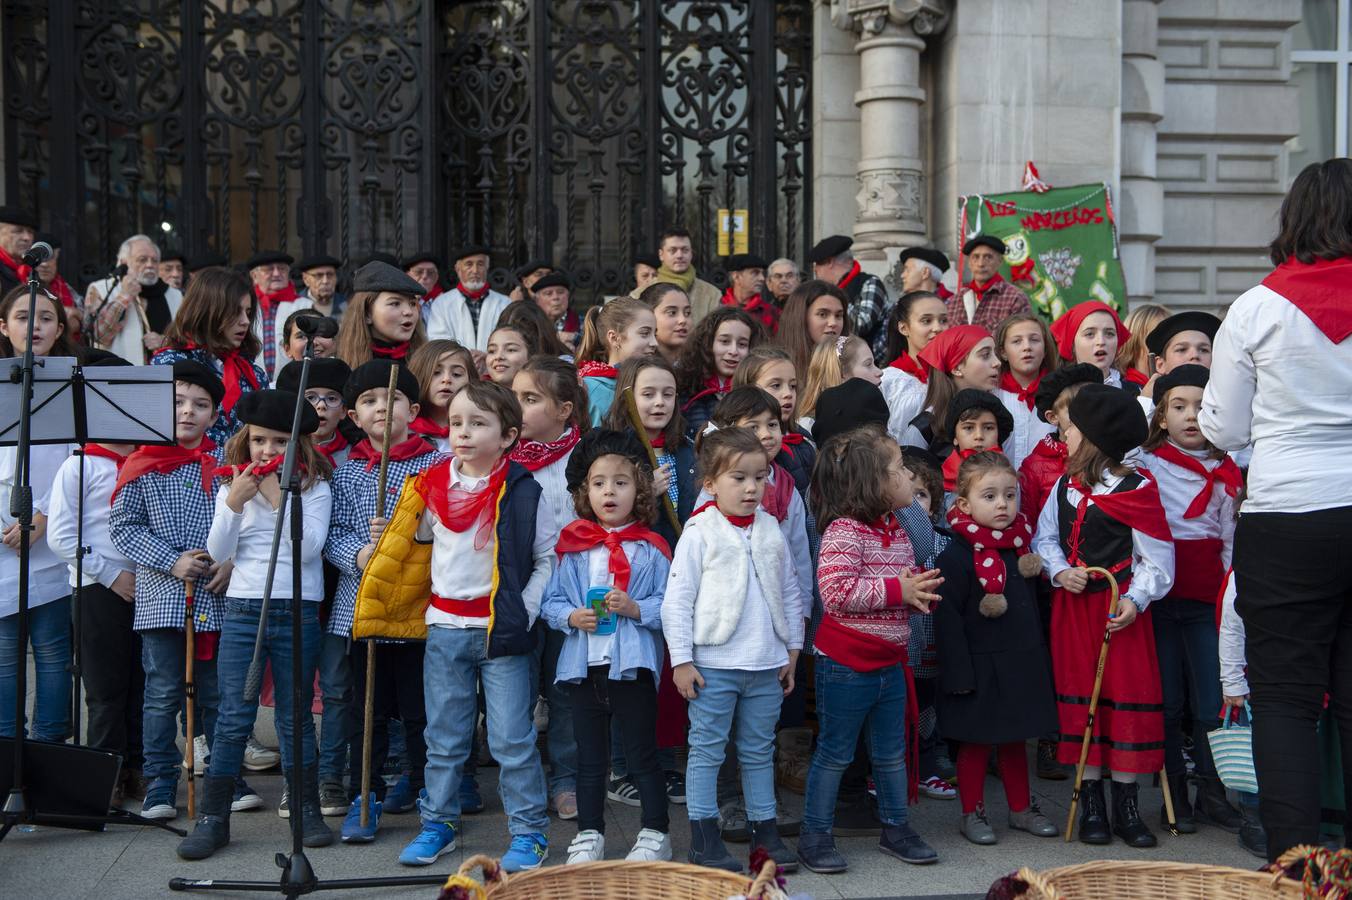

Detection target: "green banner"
[957, 183, 1127, 321]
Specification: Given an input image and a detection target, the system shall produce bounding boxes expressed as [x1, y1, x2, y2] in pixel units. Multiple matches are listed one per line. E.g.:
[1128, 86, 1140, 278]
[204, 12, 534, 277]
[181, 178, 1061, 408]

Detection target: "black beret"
[344, 359, 420, 409]
[188, 252, 228, 271]
[726, 253, 768, 272]
[276, 357, 352, 396]
[234, 389, 320, 435]
[358, 251, 399, 268]
[900, 445, 944, 474]
[1068, 383, 1147, 459]
[160, 246, 186, 264]
[945, 388, 1014, 447]
[1034, 363, 1104, 421]
[1153, 363, 1209, 400]
[564, 429, 651, 494]
[811, 379, 889, 446]
[962, 234, 1007, 256]
[808, 235, 853, 264]
[0, 206, 38, 230]
[1144, 311, 1221, 356]
[81, 348, 132, 367]
[172, 360, 225, 408]
[297, 254, 341, 273]
[530, 270, 572, 292]
[245, 250, 294, 270]
[352, 260, 424, 296]
[898, 246, 950, 273]
[513, 259, 552, 281]
[35, 232, 61, 250]
[451, 245, 491, 265]
[401, 251, 441, 271]
[634, 253, 661, 270]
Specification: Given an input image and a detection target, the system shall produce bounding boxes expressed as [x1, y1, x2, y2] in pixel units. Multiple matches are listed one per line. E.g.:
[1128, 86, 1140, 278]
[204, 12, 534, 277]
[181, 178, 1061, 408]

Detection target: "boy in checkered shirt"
[109, 361, 235, 822]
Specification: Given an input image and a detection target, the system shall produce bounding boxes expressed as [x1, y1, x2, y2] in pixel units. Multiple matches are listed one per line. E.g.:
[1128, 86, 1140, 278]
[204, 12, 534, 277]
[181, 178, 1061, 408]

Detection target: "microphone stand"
[170, 322, 443, 896]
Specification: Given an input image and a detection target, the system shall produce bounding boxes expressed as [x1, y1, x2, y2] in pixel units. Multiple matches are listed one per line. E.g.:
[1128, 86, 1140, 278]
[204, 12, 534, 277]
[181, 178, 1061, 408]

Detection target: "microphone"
[111, 263, 129, 279]
[22, 241, 53, 266]
[295, 315, 338, 339]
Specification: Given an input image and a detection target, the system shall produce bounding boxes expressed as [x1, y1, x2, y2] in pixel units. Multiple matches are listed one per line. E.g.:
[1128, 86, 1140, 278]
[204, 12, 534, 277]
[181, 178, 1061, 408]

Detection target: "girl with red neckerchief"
[994, 313, 1057, 471]
[575, 297, 658, 427]
[880, 290, 949, 445]
[406, 340, 475, 454]
[333, 261, 428, 369]
[675, 306, 764, 441]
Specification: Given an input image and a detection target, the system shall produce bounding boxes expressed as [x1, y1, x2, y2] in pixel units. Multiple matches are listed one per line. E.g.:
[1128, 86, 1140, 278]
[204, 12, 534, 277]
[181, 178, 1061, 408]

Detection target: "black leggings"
[347, 640, 427, 800]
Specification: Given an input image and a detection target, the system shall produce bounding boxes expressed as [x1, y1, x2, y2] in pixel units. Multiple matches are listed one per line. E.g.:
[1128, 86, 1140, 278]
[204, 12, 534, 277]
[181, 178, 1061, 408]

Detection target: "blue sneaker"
[140, 779, 177, 820]
[398, 821, 457, 866]
[501, 833, 548, 872]
[341, 794, 382, 843]
[384, 776, 416, 814]
[459, 775, 484, 814]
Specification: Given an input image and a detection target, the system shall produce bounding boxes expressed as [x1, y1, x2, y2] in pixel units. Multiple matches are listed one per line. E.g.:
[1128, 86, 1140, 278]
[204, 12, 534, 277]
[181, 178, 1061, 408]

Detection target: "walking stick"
[621, 386, 681, 538]
[360, 363, 400, 828]
[183, 574, 197, 819]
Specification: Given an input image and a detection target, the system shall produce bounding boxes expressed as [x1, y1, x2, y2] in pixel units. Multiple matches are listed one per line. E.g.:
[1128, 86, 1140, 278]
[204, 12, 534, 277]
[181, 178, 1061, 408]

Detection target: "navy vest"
[487, 461, 543, 658]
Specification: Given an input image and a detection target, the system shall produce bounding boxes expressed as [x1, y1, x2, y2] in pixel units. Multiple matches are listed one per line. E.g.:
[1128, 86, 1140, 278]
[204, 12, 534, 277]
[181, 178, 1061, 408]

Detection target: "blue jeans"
[0, 596, 72, 741]
[1153, 600, 1224, 778]
[209, 598, 319, 778]
[318, 632, 353, 785]
[530, 623, 576, 793]
[419, 625, 548, 835]
[802, 656, 909, 833]
[685, 666, 782, 820]
[141, 628, 219, 785]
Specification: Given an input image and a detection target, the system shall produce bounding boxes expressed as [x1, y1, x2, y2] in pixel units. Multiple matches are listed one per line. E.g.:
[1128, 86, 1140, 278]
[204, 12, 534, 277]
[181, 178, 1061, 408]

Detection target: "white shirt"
[206, 480, 332, 600]
[530, 450, 576, 539]
[46, 451, 136, 588]
[880, 367, 927, 446]
[997, 387, 1056, 472]
[1032, 469, 1175, 612]
[1201, 282, 1352, 513]
[0, 443, 75, 615]
[1217, 573, 1248, 698]
[421, 458, 557, 629]
[425, 288, 513, 352]
[583, 530, 640, 665]
[1139, 442, 1235, 568]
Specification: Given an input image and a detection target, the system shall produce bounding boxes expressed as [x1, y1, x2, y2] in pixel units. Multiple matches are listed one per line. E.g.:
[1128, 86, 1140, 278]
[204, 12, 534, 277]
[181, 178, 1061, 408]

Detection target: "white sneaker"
[625, 828, 672, 861]
[182, 734, 210, 776]
[565, 829, 605, 864]
[243, 734, 281, 771]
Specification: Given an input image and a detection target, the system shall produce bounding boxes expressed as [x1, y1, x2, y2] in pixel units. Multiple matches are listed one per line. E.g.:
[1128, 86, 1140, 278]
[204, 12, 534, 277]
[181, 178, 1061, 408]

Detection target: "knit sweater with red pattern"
[814, 515, 915, 671]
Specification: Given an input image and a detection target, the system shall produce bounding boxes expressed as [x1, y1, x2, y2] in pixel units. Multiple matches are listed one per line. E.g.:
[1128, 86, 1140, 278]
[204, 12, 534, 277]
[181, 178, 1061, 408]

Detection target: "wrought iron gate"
[2, 1, 810, 298]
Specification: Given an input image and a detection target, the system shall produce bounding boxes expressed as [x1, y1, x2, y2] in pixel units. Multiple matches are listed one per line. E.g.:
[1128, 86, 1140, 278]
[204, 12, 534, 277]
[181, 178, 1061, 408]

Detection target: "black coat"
[933, 539, 1057, 744]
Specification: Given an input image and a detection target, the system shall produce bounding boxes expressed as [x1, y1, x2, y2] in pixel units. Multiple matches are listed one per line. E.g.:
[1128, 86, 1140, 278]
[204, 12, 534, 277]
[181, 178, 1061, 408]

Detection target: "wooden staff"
[183, 574, 197, 819]
[622, 386, 681, 538]
[360, 362, 400, 828]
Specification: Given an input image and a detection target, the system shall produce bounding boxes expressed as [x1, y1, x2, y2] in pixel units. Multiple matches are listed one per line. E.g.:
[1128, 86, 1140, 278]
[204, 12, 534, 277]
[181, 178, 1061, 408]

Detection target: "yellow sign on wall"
[717, 208, 749, 256]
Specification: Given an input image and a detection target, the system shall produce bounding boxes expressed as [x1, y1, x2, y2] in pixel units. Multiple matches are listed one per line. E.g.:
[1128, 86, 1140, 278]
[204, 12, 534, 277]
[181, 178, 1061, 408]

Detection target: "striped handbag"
[1207, 703, 1259, 794]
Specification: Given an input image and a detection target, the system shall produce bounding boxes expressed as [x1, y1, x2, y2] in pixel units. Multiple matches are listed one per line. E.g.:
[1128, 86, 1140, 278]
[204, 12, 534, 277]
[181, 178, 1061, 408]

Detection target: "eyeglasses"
[305, 393, 344, 409]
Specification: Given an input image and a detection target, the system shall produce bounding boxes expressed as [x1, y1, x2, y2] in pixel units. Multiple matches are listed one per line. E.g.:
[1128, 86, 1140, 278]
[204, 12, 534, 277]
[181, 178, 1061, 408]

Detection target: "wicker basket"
[438, 854, 788, 900]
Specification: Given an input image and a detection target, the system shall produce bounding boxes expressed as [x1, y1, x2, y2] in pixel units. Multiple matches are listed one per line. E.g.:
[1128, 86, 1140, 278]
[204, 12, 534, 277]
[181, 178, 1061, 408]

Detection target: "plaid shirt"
[944, 276, 1031, 333]
[109, 452, 225, 633]
[323, 447, 445, 637]
[151, 347, 270, 448]
[841, 270, 892, 363]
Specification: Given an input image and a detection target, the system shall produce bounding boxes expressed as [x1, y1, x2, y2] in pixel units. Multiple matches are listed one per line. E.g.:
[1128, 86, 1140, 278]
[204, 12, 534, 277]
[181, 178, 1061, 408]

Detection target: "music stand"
[0, 357, 180, 841]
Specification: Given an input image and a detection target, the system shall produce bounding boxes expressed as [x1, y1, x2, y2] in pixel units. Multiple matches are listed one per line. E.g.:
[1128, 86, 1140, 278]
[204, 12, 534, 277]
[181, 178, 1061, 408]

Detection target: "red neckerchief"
[423, 283, 444, 303]
[837, 260, 862, 291]
[999, 370, 1041, 410]
[945, 507, 1035, 596]
[371, 340, 410, 360]
[554, 520, 672, 591]
[416, 458, 509, 550]
[1123, 366, 1149, 387]
[458, 282, 489, 302]
[1065, 470, 1173, 556]
[510, 426, 580, 472]
[225, 455, 303, 480]
[409, 415, 449, 439]
[0, 245, 30, 282]
[577, 360, 619, 380]
[693, 500, 754, 528]
[942, 446, 1003, 491]
[649, 432, 667, 449]
[681, 374, 731, 412]
[83, 443, 130, 469]
[315, 430, 349, 464]
[170, 343, 258, 415]
[867, 512, 903, 548]
[780, 431, 804, 453]
[1262, 256, 1352, 343]
[889, 351, 928, 384]
[761, 464, 797, 522]
[1149, 443, 1243, 519]
[111, 438, 218, 504]
[347, 435, 435, 472]
[964, 273, 1004, 301]
[254, 282, 298, 311]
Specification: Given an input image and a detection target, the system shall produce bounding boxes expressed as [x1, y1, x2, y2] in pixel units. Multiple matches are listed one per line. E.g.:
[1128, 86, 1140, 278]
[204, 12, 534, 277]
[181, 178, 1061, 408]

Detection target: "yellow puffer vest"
[352, 472, 433, 641]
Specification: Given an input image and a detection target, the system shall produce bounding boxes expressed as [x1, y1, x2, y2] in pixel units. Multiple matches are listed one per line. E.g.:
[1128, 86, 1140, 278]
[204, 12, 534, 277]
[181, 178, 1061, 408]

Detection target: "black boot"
[796, 831, 847, 873]
[1194, 776, 1242, 833]
[300, 767, 334, 848]
[689, 817, 742, 872]
[1036, 739, 1067, 780]
[831, 792, 881, 836]
[176, 776, 235, 860]
[1111, 780, 1157, 848]
[1162, 774, 1196, 834]
[1237, 801, 1267, 858]
[748, 818, 798, 873]
[1077, 779, 1111, 845]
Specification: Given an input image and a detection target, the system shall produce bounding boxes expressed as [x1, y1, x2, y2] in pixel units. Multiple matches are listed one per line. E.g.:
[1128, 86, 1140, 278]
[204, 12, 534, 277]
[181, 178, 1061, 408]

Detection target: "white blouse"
[880, 367, 926, 446]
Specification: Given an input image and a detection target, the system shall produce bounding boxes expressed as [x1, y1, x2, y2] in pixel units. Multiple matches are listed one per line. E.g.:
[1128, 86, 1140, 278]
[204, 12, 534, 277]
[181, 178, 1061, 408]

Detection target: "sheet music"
[0, 357, 175, 446]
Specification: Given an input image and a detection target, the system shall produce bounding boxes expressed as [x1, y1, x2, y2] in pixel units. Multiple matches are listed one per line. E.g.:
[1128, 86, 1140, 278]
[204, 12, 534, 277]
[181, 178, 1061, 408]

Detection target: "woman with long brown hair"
[153, 266, 266, 447]
[775, 280, 849, 385]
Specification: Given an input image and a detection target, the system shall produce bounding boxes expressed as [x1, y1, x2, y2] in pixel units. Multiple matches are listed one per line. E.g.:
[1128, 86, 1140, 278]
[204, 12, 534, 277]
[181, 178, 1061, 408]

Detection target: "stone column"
[1119, 0, 1164, 305]
[835, 0, 949, 259]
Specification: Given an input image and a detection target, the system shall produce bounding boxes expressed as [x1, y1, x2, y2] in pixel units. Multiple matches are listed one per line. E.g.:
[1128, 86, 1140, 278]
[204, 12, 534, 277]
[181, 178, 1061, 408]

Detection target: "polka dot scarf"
[944, 507, 1036, 599]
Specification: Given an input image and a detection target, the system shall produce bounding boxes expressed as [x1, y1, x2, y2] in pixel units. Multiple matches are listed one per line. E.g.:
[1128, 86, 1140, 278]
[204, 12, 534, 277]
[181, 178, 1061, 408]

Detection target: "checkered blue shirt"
[109, 452, 226, 633]
[323, 447, 445, 637]
[152, 347, 270, 448]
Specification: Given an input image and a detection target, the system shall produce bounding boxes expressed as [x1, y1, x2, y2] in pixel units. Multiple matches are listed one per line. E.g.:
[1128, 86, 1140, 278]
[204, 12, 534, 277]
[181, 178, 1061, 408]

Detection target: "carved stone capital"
[833, 0, 950, 37]
[855, 167, 925, 231]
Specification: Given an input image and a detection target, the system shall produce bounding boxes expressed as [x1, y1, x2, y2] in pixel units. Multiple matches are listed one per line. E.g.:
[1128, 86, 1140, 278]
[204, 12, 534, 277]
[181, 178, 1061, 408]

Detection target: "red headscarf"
[915, 324, 991, 375]
[1049, 301, 1130, 362]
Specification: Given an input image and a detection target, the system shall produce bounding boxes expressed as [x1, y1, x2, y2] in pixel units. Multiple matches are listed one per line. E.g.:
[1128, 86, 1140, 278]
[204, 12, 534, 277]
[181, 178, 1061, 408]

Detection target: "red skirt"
[1052, 583, 1165, 774]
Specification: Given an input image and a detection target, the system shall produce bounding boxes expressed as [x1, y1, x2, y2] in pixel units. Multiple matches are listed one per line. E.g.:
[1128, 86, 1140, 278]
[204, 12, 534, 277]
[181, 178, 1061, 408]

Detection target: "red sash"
[1168, 537, 1225, 604]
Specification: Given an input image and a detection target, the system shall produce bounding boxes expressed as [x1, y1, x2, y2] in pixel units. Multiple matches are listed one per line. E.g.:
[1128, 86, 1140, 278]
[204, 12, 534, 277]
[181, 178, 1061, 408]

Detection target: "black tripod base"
[169, 849, 447, 895]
